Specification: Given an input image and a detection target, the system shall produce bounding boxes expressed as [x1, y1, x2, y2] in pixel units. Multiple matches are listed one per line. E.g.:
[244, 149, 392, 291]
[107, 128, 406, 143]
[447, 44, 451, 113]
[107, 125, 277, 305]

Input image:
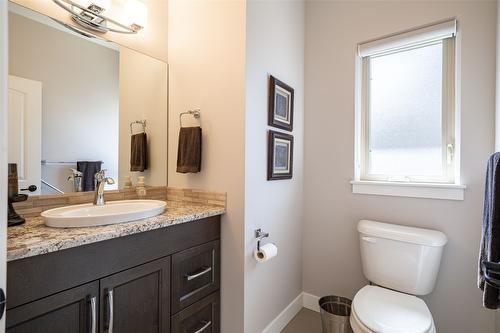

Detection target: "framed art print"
[268, 75, 294, 131]
[268, 130, 293, 180]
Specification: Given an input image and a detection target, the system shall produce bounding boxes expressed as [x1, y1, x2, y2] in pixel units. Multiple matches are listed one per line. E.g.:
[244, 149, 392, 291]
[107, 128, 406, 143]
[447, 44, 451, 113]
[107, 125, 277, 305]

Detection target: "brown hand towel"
[130, 132, 148, 172]
[77, 161, 102, 191]
[177, 127, 202, 173]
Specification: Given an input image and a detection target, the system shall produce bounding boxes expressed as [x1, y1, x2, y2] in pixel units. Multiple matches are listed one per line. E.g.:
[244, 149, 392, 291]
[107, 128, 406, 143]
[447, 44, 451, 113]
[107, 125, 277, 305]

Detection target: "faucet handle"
[94, 169, 107, 181]
[106, 177, 115, 185]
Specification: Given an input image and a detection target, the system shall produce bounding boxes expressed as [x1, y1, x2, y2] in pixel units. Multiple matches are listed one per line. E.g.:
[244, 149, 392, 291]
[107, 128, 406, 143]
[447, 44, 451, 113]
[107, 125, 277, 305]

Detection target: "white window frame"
[353, 19, 465, 200]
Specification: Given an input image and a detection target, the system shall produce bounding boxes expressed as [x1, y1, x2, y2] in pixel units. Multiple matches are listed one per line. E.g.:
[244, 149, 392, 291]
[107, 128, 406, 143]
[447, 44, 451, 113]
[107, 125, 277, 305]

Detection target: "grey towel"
[177, 127, 202, 173]
[130, 133, 148, 172]
[77, 161, 102, 192]
[479, 152, 500, 309]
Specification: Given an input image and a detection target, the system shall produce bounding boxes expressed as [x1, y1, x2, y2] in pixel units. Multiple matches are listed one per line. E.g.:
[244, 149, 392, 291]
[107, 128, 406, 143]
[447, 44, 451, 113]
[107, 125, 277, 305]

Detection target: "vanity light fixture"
[53, 0, 147, 34]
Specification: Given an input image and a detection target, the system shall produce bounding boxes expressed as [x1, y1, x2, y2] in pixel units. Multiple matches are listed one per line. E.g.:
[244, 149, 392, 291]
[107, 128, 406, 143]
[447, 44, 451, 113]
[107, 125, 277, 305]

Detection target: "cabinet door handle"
[0, 288, 5, 320]
[105, 289, 114, 333]
[90, 296, 97, 333]
[192, 320, 212, 333]
[185, 266, 212, 281]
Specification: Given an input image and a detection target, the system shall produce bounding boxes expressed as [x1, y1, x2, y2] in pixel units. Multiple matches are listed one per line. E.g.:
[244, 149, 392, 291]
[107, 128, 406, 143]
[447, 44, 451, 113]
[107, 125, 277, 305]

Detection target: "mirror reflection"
[7, 2, 168, 196]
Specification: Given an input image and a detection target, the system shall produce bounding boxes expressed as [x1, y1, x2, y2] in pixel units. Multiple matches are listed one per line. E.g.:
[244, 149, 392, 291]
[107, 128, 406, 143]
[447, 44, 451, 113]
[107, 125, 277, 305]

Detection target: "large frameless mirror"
[7, 2, 168, 196]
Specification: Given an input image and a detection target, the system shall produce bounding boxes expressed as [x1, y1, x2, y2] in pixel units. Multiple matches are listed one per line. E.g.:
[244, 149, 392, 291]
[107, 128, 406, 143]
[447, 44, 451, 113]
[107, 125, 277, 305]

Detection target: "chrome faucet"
[94, 170, 115, 206]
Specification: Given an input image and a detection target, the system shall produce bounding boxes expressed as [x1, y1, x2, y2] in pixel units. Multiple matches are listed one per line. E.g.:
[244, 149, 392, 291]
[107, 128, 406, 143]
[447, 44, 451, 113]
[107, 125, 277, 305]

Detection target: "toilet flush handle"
[361, 236, 377, 243]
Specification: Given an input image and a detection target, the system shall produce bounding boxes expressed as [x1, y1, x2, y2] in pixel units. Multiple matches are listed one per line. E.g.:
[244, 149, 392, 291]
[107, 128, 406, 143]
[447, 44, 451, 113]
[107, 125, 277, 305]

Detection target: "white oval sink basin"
[42, 200, 166, 228]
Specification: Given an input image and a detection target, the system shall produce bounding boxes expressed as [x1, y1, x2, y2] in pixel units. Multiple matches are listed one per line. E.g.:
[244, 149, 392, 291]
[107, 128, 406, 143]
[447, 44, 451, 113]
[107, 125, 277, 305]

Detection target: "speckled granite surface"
[8, 200, 225, 262]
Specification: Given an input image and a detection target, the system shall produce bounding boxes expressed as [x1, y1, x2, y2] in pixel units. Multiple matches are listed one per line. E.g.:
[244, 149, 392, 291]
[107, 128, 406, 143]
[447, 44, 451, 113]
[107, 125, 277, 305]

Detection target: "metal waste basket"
[319, 296, 353, 333]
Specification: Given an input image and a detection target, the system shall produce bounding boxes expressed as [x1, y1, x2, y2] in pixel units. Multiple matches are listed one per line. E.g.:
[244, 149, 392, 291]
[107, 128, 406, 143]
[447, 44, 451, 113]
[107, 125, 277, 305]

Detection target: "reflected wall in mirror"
[7, 2, 168, 196]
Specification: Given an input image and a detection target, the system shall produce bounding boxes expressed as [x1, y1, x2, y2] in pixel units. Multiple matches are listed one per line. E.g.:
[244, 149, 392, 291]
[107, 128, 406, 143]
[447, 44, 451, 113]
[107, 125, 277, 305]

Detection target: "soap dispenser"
[123, 175, 133, 189]
[136, 176, 147, 197]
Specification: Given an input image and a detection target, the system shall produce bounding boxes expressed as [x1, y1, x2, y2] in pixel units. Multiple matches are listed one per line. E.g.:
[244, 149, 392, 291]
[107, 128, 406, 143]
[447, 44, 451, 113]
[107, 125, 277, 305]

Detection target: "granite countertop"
[8, 200, 225, 262]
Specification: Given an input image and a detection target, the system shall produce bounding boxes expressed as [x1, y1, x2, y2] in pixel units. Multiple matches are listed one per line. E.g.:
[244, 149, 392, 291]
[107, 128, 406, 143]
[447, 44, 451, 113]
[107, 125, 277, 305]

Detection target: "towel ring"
[179, 109, 201, 128]
[130, 120, 146, 135]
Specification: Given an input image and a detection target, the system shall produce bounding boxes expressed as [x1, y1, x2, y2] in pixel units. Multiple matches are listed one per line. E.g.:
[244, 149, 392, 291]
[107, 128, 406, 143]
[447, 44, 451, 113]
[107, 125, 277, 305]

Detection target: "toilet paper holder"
[255, 228, 270, 251]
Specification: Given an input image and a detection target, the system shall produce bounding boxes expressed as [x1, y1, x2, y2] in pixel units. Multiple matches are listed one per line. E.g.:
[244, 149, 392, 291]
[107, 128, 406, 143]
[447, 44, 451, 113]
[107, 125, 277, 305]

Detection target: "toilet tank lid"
[358, 220, 447, 247]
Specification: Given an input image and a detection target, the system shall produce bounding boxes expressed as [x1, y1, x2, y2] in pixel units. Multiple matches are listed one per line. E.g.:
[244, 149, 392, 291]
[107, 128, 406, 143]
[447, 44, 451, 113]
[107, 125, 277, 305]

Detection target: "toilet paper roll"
[254, 243, 278, 262]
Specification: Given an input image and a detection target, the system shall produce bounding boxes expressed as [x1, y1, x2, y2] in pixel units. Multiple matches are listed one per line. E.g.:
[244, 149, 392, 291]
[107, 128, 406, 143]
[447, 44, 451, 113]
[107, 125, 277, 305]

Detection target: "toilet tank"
[358, 220, 447, 295]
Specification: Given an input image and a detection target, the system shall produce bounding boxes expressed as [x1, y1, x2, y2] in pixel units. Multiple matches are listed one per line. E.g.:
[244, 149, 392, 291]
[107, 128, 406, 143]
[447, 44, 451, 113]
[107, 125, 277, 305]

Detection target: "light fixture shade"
[111, 0, 147, 29]
[53, 0, 147, 33]
[92, 0, 111, 9]
[125, 0, 147, 28]
[72, 0, 111, 10]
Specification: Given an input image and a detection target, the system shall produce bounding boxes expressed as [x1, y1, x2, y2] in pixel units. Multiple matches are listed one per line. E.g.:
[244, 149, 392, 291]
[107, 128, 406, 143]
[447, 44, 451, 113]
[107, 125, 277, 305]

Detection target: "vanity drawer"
[171, 292, 220, 333]
[171, 240, 220, 313]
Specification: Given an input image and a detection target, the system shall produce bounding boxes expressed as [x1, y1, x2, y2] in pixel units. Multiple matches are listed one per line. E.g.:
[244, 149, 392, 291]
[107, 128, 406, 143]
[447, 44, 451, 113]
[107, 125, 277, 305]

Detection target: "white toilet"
[350, 220, 447, 333]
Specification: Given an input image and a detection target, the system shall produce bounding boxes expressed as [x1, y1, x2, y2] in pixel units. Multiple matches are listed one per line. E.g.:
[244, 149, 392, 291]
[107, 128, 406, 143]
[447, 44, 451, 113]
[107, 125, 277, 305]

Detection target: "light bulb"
[73, 0, 148, 31]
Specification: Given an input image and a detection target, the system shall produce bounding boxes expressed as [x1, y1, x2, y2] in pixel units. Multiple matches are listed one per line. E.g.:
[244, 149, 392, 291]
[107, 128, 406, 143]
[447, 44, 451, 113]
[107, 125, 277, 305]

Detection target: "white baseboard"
[302, 292, 320, 313]
[261, 292, 321, 333]
[262, 293, 304, 333]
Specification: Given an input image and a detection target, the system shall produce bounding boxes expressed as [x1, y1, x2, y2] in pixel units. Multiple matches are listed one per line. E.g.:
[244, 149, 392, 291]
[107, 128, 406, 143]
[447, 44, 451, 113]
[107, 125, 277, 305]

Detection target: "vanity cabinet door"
[99, 256, 170, 333]
[6, 281, 98, 333]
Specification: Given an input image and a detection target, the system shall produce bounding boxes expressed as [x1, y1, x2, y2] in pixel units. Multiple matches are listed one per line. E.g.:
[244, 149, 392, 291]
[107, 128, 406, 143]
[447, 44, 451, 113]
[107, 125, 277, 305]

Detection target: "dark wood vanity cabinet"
[6, 216, 221, 333]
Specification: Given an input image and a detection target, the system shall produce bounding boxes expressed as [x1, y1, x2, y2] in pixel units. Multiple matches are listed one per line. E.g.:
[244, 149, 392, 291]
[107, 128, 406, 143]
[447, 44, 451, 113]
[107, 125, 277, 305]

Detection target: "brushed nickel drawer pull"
[90, 296, 97, 333]
[192, 320, 212, 333]
[185, 266, 212, 281]
[105, 289, 114, 333]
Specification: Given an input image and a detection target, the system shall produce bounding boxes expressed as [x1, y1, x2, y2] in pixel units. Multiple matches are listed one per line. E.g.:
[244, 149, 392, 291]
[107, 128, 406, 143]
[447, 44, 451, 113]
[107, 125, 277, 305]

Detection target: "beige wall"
[10, 0, 168, 62]
[167, 0, 246, 332]
[244, 1, 304, 332]
[304, 1, 497, 332]
[119, 47, 168, 188]
[0, 0, 8, 329]
[9, 12, 119, 192]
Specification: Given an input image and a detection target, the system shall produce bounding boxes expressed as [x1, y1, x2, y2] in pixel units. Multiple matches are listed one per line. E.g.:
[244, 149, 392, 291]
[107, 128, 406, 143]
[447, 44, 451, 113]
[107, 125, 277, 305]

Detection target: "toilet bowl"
[351, 220, 447, 333]
[350, 286, 436, 333]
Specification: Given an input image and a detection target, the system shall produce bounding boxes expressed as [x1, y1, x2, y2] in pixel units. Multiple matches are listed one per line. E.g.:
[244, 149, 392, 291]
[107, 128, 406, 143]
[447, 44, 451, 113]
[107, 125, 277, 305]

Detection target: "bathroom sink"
[42, 200, 167, 228]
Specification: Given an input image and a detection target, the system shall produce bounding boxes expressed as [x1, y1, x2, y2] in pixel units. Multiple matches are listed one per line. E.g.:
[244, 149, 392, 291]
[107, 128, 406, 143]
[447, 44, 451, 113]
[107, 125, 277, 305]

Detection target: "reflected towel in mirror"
[77, 161, 102, 192]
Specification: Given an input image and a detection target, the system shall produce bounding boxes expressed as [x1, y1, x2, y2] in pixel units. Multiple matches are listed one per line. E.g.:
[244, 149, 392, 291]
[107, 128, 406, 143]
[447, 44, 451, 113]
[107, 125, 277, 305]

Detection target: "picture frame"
[268, 75, 294, 132]
[268, 130, 293, 180]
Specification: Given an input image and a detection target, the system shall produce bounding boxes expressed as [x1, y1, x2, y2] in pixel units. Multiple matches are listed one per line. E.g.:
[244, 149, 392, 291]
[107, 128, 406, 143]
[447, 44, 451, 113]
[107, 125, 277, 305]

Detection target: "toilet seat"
[350, 285, 435, 333]
[350, 308, 435, 333]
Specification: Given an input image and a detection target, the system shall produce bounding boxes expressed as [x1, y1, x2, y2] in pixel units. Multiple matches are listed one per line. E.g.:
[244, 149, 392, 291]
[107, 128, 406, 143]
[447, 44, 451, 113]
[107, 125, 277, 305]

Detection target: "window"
[357, 20, 457, 185]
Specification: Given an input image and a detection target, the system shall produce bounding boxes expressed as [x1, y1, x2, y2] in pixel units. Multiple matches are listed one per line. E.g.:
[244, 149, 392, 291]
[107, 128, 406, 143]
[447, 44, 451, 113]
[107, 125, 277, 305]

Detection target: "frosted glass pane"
[369, 42, 443, 177]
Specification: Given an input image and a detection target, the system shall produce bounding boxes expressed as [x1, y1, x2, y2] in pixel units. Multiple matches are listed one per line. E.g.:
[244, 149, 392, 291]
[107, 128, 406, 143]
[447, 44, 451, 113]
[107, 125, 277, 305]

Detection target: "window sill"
[351, 180, 466, 200]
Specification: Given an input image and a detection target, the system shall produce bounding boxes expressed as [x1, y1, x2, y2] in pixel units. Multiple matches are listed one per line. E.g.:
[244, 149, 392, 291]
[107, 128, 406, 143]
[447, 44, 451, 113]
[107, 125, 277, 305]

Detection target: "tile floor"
[281, 308, 322, 333]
